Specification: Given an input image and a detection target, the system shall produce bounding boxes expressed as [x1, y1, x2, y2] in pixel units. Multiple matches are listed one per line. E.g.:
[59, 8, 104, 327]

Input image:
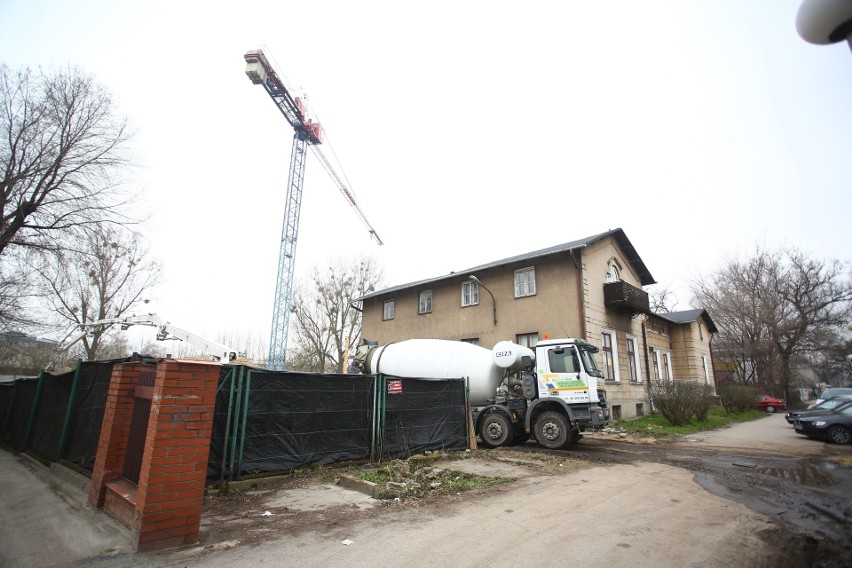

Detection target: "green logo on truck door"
[556, 380, 584, 388]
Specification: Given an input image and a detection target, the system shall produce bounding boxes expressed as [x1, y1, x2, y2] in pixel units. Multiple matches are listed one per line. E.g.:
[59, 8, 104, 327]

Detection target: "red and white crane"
[244, 49, 382, 371]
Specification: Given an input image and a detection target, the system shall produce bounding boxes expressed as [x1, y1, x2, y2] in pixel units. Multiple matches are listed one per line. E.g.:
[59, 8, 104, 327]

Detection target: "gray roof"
[358, 228, 655, 301]
[655, 309, 718, 333]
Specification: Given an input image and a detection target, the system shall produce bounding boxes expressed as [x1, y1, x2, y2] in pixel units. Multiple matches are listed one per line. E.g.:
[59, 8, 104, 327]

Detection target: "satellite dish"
[796, 0, 852, 45]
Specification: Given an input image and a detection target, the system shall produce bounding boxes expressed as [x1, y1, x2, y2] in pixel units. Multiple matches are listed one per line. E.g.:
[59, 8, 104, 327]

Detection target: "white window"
[626, 334, 641, 383]
[383, 299, 395, 320]
[516, 333, 539, 348]
[461, 338, 480, 346]
[419, 290, 432, 314]
[702, 355, 710, 385]
[601, 329, 620, 382]
[514, 267, 536, 297]
[607, 264, 620, 282]
[461, 281, 479, 307]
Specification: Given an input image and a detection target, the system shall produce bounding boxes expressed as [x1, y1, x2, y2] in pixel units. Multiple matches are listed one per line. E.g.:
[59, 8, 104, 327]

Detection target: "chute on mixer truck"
[353, 337, 610, 450]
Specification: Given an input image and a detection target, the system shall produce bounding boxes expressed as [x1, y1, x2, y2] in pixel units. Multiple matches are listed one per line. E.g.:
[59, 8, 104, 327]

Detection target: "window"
[461, 281, 479, 307]
[516, 333, 539, 348]
[636, 403, 645, 417]
[612, 405, 622, 420]
[383, 299, 395, 320]
[653, 350, 661, 381]
[419, 290, 432, 314]
[461, 338, 480, 346]
[548, 347, 579, 374]
[601, 329, 619, 382]
[626, 335, 641, 383]
[607, 264, 620, 283]
[514, 267, 536, 297]
[661, 352, 672, 382]
[702, 355, 710, 385]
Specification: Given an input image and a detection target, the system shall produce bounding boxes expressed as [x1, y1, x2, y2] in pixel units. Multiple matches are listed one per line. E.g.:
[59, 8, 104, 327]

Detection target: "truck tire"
[534, 411, 570, 450]
[479, 412, 514, 448]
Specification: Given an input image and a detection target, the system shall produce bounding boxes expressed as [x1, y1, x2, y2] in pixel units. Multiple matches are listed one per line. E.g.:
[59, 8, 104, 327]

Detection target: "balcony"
[604, 281, 651, 314]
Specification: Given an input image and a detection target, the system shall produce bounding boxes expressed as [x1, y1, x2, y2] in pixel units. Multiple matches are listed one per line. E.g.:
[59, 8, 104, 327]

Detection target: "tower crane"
[244, 49, 383, 371]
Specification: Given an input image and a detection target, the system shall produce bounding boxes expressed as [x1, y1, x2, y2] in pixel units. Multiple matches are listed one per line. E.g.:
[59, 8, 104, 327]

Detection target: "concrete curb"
[338, 474, 380, 499]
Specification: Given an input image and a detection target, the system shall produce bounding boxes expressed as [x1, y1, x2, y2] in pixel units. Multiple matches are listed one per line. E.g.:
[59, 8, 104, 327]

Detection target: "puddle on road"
[753, 458, 838, 487]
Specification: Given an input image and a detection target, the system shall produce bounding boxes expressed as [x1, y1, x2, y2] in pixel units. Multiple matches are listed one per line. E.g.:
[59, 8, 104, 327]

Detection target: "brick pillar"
[89, 362, 148, 508]
[132, 360, 220, 552]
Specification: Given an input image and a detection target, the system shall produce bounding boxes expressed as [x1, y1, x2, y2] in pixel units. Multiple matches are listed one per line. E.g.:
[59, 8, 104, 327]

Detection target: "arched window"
[607, 264, 620, 283]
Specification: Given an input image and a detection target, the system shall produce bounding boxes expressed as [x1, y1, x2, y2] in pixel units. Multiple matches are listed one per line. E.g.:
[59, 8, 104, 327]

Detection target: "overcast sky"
[2, 1, 850, 351]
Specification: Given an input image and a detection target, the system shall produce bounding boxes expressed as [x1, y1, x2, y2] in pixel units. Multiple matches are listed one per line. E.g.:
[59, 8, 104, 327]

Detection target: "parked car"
[812, 387, 852, 407]
[756, 394, 786, 413]
[786, 397, 852, 424]
[794, 405, 852, 444]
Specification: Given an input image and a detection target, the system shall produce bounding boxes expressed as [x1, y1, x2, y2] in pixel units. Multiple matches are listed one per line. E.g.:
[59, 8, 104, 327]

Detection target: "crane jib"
[244, 48, 385, 370]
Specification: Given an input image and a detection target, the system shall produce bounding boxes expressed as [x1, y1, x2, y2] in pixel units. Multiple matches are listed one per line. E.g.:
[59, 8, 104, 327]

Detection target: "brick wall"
[89, 359, 220, 552]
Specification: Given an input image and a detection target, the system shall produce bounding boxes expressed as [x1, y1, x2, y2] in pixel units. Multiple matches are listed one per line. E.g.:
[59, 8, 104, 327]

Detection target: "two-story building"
[356, 228, 717, 420]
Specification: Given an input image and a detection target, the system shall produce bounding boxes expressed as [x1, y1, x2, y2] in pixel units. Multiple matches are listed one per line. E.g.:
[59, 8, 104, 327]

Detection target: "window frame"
[461, 280, 479, 307]
[514, 266, 536, 298]
[601, 328, 620, 382]
[382, 299, 395, 321]
[661, 351, 672, 382]
[516, 332, 539, 348]
[419, 290, 432, 314]
[626, 334, 641, 383]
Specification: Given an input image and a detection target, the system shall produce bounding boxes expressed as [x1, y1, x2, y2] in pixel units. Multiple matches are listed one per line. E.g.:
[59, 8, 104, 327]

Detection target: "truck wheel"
[534, 411, 570, 450]
[479, 412, 514, 448]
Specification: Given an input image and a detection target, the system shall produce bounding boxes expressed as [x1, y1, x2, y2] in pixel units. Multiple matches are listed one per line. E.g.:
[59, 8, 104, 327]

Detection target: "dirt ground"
[77, 415, 852, 568]
[199, 449, 586, 547]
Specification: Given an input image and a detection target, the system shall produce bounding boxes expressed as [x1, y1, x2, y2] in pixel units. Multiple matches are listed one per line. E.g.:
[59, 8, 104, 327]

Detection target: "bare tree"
[648, 286, 678, 313]
[0, 252, 39, 333]
[288, 256, 383, 372]
[0, 65, 134, 258]
[692, 245, 852, 398]
[34, 225, 161, 360]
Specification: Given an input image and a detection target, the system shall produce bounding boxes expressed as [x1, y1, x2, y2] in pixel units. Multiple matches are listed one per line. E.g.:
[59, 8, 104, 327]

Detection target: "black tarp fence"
[208, 367, 469, 481]
[3, 360, 470, 482]
[0, 359, 127, 471]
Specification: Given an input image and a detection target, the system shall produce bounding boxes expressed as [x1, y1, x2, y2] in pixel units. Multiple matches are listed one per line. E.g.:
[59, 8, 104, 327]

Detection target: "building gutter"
[570, 249, 587, 339]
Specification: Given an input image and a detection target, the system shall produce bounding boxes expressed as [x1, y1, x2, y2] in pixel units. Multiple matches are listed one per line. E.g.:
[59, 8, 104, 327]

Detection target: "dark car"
[794, 405, 852, 444]
[756, 394, 786, 413]
[786, 397, 852, 424]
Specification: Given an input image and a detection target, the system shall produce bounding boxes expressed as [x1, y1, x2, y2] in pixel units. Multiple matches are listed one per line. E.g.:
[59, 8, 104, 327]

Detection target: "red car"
[756, 395, 786, 413]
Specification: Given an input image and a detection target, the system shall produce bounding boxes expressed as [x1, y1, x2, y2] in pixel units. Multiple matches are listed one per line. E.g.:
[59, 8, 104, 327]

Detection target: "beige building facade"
[357, 228, 717, 421]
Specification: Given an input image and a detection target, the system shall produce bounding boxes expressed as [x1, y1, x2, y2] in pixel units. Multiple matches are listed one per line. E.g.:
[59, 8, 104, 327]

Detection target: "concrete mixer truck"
[353, 337, 609, 450]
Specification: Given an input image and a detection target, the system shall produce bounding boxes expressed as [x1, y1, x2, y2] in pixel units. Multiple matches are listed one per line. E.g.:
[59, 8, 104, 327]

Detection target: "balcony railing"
[603, 281, 651, 314]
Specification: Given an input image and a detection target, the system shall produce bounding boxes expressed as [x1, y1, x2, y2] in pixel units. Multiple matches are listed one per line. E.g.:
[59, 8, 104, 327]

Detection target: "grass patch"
[345, 456, 511, 500]
[614, 407, 767, 437]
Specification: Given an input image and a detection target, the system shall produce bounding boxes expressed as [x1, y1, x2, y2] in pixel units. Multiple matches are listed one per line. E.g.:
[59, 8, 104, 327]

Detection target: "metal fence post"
[217, 366, 237, 489]
[57, 360, 84, 461]
[23, 370, 46, 451]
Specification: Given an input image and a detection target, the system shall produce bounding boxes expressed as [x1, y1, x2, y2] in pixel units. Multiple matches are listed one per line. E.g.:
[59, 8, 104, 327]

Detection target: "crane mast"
[244, 49, 382, 371]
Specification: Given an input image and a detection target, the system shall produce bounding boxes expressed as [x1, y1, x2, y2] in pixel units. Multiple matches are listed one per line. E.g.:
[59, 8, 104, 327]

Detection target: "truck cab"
[480, 338, 610, 450]
[534, 338, 607, 409]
